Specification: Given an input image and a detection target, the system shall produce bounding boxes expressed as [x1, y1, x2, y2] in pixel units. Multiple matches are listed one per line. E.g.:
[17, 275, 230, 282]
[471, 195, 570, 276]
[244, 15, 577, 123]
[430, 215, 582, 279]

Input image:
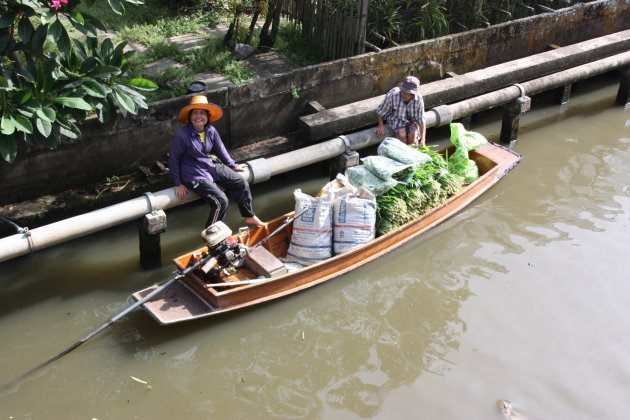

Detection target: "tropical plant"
[0, 0, 157, 164]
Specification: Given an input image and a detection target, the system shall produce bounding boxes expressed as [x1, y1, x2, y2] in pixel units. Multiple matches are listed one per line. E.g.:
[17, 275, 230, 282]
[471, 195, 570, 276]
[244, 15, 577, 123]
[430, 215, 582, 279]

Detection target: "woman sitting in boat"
[168, 95, 265, 228]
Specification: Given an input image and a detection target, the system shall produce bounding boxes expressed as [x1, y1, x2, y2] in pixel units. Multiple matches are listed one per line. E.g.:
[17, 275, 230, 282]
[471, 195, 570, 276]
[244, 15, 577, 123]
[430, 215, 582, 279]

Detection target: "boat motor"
[197, 221, 247, 281]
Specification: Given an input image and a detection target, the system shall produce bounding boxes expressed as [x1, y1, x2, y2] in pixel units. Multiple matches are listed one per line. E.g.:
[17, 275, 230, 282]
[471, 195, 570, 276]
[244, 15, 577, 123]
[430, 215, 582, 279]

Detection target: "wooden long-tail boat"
[132, 143, 521, 325]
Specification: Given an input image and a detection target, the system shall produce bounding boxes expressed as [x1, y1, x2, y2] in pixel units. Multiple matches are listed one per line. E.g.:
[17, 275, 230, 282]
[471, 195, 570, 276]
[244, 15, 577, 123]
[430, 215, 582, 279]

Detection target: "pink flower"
[50, 0, 68, 9]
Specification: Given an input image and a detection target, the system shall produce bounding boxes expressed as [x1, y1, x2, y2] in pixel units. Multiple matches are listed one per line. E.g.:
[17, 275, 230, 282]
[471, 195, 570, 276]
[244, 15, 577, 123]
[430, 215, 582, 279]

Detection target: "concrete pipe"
[0, 190, 197, 263]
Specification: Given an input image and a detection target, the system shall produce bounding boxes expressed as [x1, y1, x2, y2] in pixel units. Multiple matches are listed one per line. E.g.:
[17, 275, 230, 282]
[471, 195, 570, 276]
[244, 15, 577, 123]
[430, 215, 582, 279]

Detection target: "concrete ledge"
[299, 29, 630, 141]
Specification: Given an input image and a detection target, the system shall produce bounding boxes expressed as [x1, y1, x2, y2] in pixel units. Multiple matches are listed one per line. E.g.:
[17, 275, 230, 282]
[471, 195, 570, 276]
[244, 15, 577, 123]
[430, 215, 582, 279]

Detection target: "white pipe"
[2, 51, 629, 263]
[0, 190, 196, 262]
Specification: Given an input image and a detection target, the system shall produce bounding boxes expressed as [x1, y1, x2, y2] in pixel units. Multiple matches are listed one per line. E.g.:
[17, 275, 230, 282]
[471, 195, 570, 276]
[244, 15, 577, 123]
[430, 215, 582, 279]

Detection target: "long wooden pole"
[1, 250, 217, 391]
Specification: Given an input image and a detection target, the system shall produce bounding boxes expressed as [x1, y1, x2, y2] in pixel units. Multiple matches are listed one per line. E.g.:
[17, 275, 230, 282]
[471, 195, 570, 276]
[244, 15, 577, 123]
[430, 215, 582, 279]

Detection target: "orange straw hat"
[177, 95, 223, 124]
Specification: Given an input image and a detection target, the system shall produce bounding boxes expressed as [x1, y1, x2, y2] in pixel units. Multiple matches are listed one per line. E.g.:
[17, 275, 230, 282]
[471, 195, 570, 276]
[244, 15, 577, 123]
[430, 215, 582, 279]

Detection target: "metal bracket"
[339, 135, 352, 152]
[513, 83, 526, 98]
[144, 192, 158, 215]
[22, 228, 34, 254]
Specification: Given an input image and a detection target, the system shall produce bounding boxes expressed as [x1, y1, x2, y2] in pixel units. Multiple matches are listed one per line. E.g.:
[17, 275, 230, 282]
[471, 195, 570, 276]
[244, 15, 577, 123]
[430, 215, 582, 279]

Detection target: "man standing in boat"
[376, 75, 427, 147]
[169, 95, 265, 228]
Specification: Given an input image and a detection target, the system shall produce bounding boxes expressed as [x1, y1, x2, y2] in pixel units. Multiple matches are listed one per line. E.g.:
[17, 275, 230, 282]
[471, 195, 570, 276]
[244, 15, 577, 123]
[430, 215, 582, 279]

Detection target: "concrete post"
[500, 96, 531, 144]
[556, 84, 573, 105]
[138, 210, 167, 269]
[138, 192, 168, 269]
[616, 67, 630, 106]
[460, 114, 472, 130]
[330, 150, 360, 180]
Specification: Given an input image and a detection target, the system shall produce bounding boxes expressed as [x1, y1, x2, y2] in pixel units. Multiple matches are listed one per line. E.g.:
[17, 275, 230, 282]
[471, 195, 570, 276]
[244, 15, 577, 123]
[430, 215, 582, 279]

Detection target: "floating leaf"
[130, 376, 147, 385]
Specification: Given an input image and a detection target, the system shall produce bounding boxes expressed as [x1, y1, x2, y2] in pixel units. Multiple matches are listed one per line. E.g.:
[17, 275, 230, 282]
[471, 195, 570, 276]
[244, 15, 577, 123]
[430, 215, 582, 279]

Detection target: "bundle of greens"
[375, 146, 464, 236]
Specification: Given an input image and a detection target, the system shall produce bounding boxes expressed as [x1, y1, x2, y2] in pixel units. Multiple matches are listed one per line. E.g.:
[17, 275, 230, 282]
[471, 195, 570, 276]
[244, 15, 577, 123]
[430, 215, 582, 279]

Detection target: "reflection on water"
[216, 267, 470, 418]
[1, 76, 630, 419]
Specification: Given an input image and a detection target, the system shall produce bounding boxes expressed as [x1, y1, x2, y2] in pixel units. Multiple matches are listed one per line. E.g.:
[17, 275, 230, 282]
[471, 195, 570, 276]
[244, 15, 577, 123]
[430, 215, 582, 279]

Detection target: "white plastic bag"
[377, 137, 432, 166]
[346, 165, 398, 196]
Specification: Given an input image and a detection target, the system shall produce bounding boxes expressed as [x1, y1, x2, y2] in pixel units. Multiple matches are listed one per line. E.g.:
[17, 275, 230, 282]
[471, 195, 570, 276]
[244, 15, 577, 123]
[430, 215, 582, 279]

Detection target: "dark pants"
[184, 164, 255, 228]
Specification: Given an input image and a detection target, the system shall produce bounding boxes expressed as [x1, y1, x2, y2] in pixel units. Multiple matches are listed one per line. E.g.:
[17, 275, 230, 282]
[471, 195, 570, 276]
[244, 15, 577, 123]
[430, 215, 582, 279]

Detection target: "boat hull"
[133, 143, 521, 325]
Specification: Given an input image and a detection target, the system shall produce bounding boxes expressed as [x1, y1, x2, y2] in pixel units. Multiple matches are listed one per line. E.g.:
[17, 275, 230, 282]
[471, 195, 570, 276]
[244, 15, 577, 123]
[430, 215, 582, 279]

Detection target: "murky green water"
[1, 76, 629, 419]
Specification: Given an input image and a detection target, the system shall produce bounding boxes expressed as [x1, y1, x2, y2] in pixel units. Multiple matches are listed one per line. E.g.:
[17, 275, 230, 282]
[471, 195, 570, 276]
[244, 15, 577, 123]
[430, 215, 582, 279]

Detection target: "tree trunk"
[259, 0, 282, 49]
[245, 2, 262, 45]
[223, 7, 243, 51]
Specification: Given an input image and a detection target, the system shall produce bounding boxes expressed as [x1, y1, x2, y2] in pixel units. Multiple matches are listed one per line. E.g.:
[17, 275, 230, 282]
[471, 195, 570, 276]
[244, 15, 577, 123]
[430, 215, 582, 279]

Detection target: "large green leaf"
[1, 115, 16, 135]
[51, 96, 94, 111]
[36, 117, 52, 137]
[84, 14, 107, 33]
[110, 41, 127, 67]
[49, 18, 63, 41]
[82, 78, 108, 98]
[101, 38, 114, 61]
[73, 39, 88, 60]
[0, 35, 11, 54]
[108, 0, 125, 15]
[87, 65, 121, 78]
[40, 10, 56, 25]
[69, 11, 85, 25]
[57, 116, 81, 139]
[0, 133, 17, 163]
[14, 68, 35, 83]
[15, 89, 33, 105]
[0, 11, 17, 29]
[112, 87, 136, 115]
[125, 78, 158, 91]
[36, 107, 56, 123]
[12, 114, 33, 134]
[58, 25, 71, 55]
[31, 24, 47, 54]
[18, 16, 34, 44]
[116, 84, 147, 109]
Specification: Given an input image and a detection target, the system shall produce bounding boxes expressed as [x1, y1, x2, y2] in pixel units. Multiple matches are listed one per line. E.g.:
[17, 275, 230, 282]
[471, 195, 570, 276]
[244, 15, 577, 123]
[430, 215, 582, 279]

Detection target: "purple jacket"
[168, 124, 237, 186]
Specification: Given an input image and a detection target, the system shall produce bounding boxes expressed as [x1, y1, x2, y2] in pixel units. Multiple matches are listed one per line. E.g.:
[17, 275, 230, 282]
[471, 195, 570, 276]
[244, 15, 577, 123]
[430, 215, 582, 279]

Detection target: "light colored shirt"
[376, 87, 426, 131]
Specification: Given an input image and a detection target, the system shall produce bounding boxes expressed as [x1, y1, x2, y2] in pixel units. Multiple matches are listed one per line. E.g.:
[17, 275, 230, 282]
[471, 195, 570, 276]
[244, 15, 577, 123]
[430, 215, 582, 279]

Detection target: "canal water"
[1, 75, 629, 419]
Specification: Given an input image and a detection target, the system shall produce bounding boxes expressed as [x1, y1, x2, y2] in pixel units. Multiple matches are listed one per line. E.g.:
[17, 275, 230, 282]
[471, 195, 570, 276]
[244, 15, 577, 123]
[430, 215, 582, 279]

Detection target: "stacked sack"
[285, 174, 376, 266]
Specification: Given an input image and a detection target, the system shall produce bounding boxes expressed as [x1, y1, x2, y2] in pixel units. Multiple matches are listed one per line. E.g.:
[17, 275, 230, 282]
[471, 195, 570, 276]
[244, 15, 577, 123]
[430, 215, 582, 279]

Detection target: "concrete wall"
[1, 0, 629, 205]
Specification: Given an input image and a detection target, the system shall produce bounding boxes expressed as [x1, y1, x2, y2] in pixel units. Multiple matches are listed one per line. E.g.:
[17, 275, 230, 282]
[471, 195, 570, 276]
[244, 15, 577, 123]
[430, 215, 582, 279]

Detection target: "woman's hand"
[174, 184, 188, 199]
[233, 163, 247, 172]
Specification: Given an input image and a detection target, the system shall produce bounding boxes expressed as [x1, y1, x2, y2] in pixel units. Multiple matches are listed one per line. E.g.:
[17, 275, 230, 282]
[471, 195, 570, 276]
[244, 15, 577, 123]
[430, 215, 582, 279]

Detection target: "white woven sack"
[333, 187, 376, 255]
[285, 189, 333, 266]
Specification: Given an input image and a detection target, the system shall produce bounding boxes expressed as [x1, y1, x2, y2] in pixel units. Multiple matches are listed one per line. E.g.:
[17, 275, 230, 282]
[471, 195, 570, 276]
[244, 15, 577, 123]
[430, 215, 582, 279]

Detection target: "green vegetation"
[367, 0, 587, 46]
[70, 0, 323, 102]
[376, 146, 464, 236]
[1, 0, 158, 164]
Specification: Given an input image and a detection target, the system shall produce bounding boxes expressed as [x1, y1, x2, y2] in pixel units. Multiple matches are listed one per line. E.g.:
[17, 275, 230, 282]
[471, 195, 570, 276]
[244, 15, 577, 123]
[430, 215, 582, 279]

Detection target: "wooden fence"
[281, 0, 369, 60]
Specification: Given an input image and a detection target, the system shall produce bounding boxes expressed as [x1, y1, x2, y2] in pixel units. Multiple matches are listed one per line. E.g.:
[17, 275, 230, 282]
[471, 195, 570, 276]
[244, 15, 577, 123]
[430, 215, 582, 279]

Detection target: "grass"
[69, 0, 325, 102]
[274, 22, 326, 67]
